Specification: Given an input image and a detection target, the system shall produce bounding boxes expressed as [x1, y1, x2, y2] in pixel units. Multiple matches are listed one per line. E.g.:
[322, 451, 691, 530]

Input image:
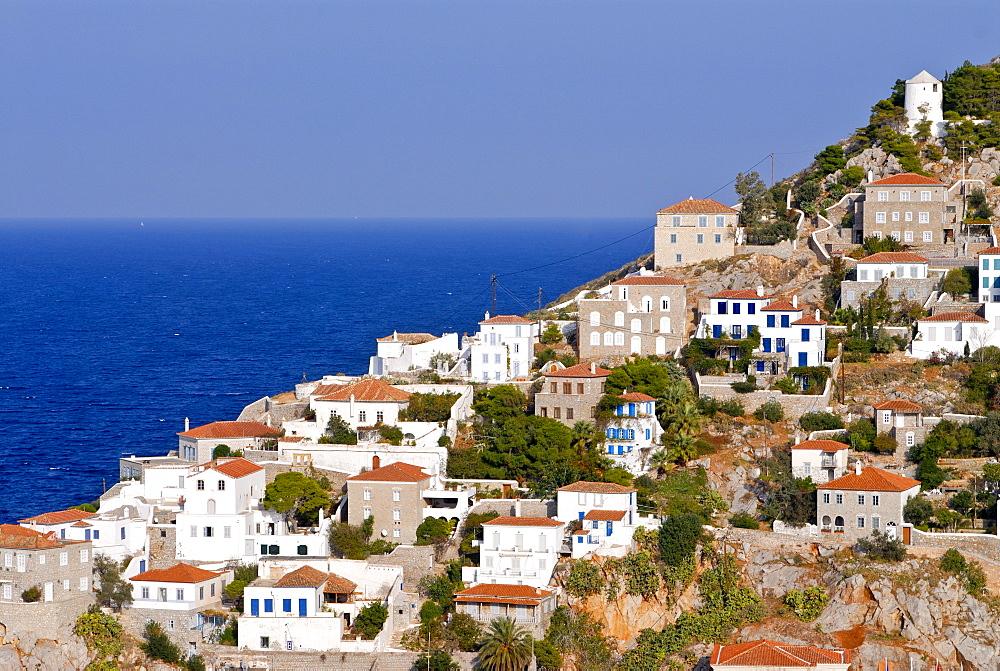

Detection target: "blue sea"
[0, 219, 649, 521]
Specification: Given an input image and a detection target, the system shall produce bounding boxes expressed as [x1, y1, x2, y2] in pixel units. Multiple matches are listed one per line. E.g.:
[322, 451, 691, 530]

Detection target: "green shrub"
[799, 412, 844, 432]
[73, 609, 124, 662]
[731, 376, 757, 394]
[753, 399, 784, 422]
[658, 514, 704, 566]
[541, 323, 564, 345]
[729, 512, 758, 529]
[420, 600, 443, 623]
[438, 435, 452, 447]
[142, 620, 181, 664]
[940, 548, 967, 573]
[565, 560, 603, 598]
[21, 585, 41, 602]
[379, 425, 404, 445]
[772, 377, 799, 395]
[719, 399, 744, 417]
[856, 530, 906, 562]
[354, 602, 389, 639]
[415, 517, 452, 546]
[783, 587, 829, 621]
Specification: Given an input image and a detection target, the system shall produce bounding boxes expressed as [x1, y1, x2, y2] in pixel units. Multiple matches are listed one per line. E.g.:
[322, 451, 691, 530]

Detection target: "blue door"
[85, 529, 91, 541]
[298, 599, 307, 617]
[762, 338, 771, 352]
[606, 521, 613, 536]
[798, 352, 808, 367]
[712, 325, 722, 338]
[578, 512, 584, 521]
[250, 599, 259, 617]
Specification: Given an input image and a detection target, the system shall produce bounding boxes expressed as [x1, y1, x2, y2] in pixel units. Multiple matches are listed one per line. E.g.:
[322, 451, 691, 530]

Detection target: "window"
[675, 254, 682, 264]
[881, 410, 891, 425]
[919, 212, 929, 223]
[481, 354, 489, 364]
[733, 303, 741, 315]
[566, 408, 574, 419]
[766, 315, 775, 328]
[493, 354, 501, 365]
[363, 507, 371, 519]
[211, 583, 216, 597]
[224, 526, 231, 538]
[904, 212, 913, 222]
[835, 494, 843, 505]
[630, 318, 641, 333]
[822, 493, 830, 504]
[873, 231, 883, 240]
[59, 552, 68, 566]
[780, 315, 790, 328]
[659, 317, 671, 333]
[875, 212, 886, 223]
[877, 191, 888, 202]
[1, 584, 10, 600]
[393, 489, 400, 502]
[714, 234, 722, 243]
[197, 480, 205, 490]
[15, 554, 25, 572]
[904, 231, 913, 242]
[900, 191, 910, 202]
[614, 311, 624, 327]
[801, 328, 810, 342]
[890, 231, 900, 241]
[218, 480, 225, 491]
[776, 338, 786, 352]
[176, 588, 185, 600]
[923, 231, 933, 242]
[698, 215, 707, 227]
[589, 311, 600, 326]
[141, 587, 150, 599]
[393, 509, 401, 521]
[80, 550, 88, 563]
[563, 382, 572, 394]
[260, 637, 270, 649]
[204, 527, 214, 537]
[577, 383, 584, 394]
[376, 411, 384, 422]
[732, 325, 742, 338]
[264, 599, 273, 613]
[669, 233, 677, 243]
[603, 332, 613, 346]
[283, 599, 292, 613]
[857, 495, 865, 505]
[553, 407, 561, 419]
[589, 332, 600, 346]
[891, 211, 899, 221]
[159, 587, 167, 601]
[358, 411, 366, 422]
[921, 191, 931, 202]
[120, 528, 126, 540]
[859, 269, 869, 281]
[363, 488, 371, 501]
[872, 495, 880, 506]
[986, 259, 991, 271]
[671, 215, 681, 227]
[857, 516, 865, 529]
[696, 234, 704, 244]
[716, 215, 725, 227]
[614, 332, 624, 346]
[64, 580, 71, 591]
[718, 301, 728, 314]
[946, 205, 956, 213]
[191, 526, 198, 537]
[393, 529, 400, 538]
[995, 259, 1000, 271]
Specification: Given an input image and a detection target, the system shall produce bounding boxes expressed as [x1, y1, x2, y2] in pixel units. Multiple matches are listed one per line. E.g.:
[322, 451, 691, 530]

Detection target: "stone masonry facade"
[816, 488, 907, 539]
[347, 477, 426, 546]
[577, 282, 687, 363]
[840, 278, 938, 308]
[0, 539, 93, 604]
[858, 179, 955, 247]
[534, 369, 608, 428]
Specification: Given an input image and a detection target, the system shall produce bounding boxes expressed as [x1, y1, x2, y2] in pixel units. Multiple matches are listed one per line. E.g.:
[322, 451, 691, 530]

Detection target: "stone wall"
[840, 277, 938, 308]
[0, 593, 93, 669]
[694, 374, 832, 420]
[909, 528, 1000, 566]
[148, 523, 177, 569]
[365, 545, 436, 593]
[238, 396, 309, 426]
[737, 240, 797, 260]
[201, 647, 479, 670]
[713, 527, 850, 555]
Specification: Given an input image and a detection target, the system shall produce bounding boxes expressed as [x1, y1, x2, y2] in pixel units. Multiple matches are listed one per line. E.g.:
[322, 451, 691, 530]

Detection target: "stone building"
[856, 173, 955, 247]
[453, 584, 556, 636]
[872, 399, 929, 451]
[839, 251, 938, 308]
[129, 562, 233, 649]
[815, 464, 920, 539]
[904, 70, 945, 139]
[577, 274, 687, 362]
[654, 197, 741, 268]
[0, 524, 93, 603]
[346, 461, 432, 545]
[790, 439, 849, 484]
[533, 363, 610, 427]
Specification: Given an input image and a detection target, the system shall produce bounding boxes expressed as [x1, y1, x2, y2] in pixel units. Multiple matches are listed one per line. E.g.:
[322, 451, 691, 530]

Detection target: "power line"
[497, 224, 654, 278]
[702, 154, 772, 200]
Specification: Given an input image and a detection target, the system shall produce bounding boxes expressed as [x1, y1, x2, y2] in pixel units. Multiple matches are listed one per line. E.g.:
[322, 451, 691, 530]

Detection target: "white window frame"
[878, 191, 888, 202]
[920, 191, 932, 202]
[900, 191, 911, 202]
[875, 212, 886, 223]
[919, 212, 930, 224]
[923, 231, 933, 242]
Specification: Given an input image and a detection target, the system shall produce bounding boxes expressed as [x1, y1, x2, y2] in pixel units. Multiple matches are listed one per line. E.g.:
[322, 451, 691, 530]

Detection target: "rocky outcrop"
[0, 620, 92, 670]
[841, 147, 904, 183]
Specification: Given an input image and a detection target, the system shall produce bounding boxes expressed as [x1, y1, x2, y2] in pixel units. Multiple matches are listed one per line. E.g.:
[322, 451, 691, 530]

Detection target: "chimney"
[372, 455, 381, 470]
[815, 309, 821, 321]
[484, 311, 490, 321]
[184, 417, 190, 432]
[349, 393, 355, 418]
[514, 499, 522, 517]
[590, 362, 596, 374]
[855, 461, 862, 476]
[867, 169, 874, 184]
[756, 285, 764, 297]
[792, 295, 798, 308]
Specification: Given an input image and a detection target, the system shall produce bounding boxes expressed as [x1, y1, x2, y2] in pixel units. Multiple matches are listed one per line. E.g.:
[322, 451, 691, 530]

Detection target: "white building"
[910, 310, 994, 359]
[177, 420, 281, 464]
[311, 378, 412, 431]
[555, 481, 657, 559]
[465, 314, 538, 383]
[790, 439, 849, 484]
[368, 332, 460, 376]
[603, 393, 663, 474]
[978, 246, 1000, 303]
[462, 512, 564, 589]
[130, 563, 232, 640]
[238, 559, 404, 653]
[904, 70, 945, 139]
[855, 252, 930, 282]
[20, 507, 147, 562]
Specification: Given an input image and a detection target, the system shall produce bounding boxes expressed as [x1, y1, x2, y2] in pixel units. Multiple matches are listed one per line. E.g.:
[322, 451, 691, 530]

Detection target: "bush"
[420, 600, 444, 623]
[773, 376, 799, 395]
[354, 602, 389, 639]
[731, 376, 757, 394]
[658, 514, 704, 566]
[719, 399, 744, 417]
[940, 548, 967, 573]
[783, 586, 829, 621]
[438, 435, 452, 447]
[565, 560, 603, 598]
[142, 620, 182, 664]
[380, 425, 404, 445]
[753, 399, 784, 422]
[856, 530, 906, 562]
[21, 585, 41, 603]
[729, 512, 758, 529]
[212, 444, 232, 459]
[415, 517, 452, 546]
[74, 609, 124, 662]
[414, 650, 460, 671]
[799, 412, 844, 432]
[541, 323, 564, 345]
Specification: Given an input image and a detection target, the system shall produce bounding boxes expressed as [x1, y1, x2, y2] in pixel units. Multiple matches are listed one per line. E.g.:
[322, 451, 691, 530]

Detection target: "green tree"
[982, 462, 1000, 489]
[399, 392, 461, 422]
[478, 618, 533, 671]
[533, 639, 562, 670]
[903, 495, 933, 526]
[658, 513, 703, 566]
[379, 424, 404, 445]
[783, 586, 829, 621]
[319, 414, 358, 445]
[449, 613, 483, 651]
[814, 145, 846, 175]
[838, 165, 866, 187]
[93, 554, 133, 611]
[735, 171, 770, 227]
[799, 412, 844, 432]
[856, 530, 906, 561]
[142, 620, 182, 664]
[796, 180, 822, 209]
[354, 602, 389, 639]
[415, 650, 460, 671]
[212, 444, 232, 459]
[416, 517, 452, 546]
[916, 456, 948, 490]
[540, 323, 564, 345]
[666, 433, 698, 466]
[544, 607, 612, 670]
[74, 608, 124, 663]
[262, 471, 330, 531]
[942, 268, 972, 296]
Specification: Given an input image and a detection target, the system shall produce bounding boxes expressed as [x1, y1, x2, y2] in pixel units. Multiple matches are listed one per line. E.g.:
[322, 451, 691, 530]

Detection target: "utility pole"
[537, 287, 543, 313]
[490, 274, 497, 316]
[770, 152, 775, 187]
[961, 142, 968, 222]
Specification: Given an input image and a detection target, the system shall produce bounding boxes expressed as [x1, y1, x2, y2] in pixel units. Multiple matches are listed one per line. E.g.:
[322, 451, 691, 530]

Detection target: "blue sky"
[2, 1, 999, 219]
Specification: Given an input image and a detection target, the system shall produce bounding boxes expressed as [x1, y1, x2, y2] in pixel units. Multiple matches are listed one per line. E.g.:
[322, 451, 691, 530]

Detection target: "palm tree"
[664, 400, 702, 439]
[478, 617, 533, 671]
[648, 448, 672, 478]
[667, 433, 698, 466]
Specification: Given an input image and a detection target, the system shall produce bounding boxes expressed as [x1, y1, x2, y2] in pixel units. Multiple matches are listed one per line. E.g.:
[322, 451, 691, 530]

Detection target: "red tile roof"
[71, 520, 92, 527]
[324, 573, 359, 594]
[610, 276, 686, 286]
[347, 461, 431, 483]
[873, 399, 922, 411]
[201, 458, 264, 479]
[858, 251, 930, 264]
[657, 198, 737, 215]
[315, 378, 411, 403]
[178, 421, 281, 440]
[454, 583, 553, 605]
[711, 639, 851, 667]
[274, 565, 329, 588]
[0, 524, 64, 550]
[791, 316, 826, 325]
[583, 510, 626, 521]
[978, 246, 1000, 255]
[481, 515, 564, 528]
[710, 289, 769, 299]
[131, 563, 224, 584]
[479, 315, 534, 325]
[919, 311, 987, 323]
[19, 509, 98, 525]
[279, 436, 305, 443]
[791, 440, 849, 451]
[542, 363, 611, 378]
[557, 481, 636, 494]
[817, 466, 920, 493]
[867, 173, 946, 186]
[618, 392, 656, 402]
[762, 300, 801, 312]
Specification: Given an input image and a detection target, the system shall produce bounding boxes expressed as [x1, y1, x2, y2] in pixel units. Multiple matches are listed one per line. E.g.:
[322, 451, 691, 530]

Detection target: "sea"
[0, 218, 650, 521]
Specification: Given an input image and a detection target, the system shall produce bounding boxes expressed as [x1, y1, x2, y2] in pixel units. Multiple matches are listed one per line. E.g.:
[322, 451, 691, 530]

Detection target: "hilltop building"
[654, 197, 741, 268]
[839, 251, 937, 308]
[177, 421, 281, 464]
[311, 378, 412, 431]
[790, 439, 849, 484]
[462, 314, 538, 382]
[904, 70, 945, 139]
[368, 331, 460, 377]
[0, 524, 92, 603]
[816, 464, 920, 539]
[856, 173, 954, 247]
[461, 511, 564, 589]
[602, 393, 663, 474]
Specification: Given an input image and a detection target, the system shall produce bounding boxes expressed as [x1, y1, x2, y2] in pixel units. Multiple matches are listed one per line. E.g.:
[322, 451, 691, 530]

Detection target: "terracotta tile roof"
[279, 436, 305, 443]
[201, 458, 264, 479]
[978, 246, 1000, 255]
[312, 383, 349, 397]
[274, 565, 329, 588]
[19, 509, 98, 525]
[131, 563, 224, 584]
[656, 197, 738, 215]
[857, 251, 930, 264]
[347, 461, 431, 483]
[543, 363, 611, 378]
[479, 315, 534, 325]
[919, 311, 987, 323]
[791, 316, 826, 325]
[791, 440, 849, 451]
[71, 520, 93, 527]
[610, 276, 686, 286]
[817, 466, 920, 493]
[762, 300, 801, 312]
[178, 421, 281, 440]
[618, 392, 656, 402]
[583, 510, 626, 521]
[873, 399, 922, 411]
[324, 573, 359, 594]
[867, 172, 946, 186]
[710, 289, 770, 299]
[0, 524, 64, 550]
[376, 332, 436, 344]
[454, 583, 553, 605]
[481, 515, 564, 528]
[315, 378, 411, 403]
[557, 481, 636, 494]
[711, 639, 851, 666]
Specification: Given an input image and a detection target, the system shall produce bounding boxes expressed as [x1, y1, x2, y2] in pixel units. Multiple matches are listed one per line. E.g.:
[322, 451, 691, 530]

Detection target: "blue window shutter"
[798, 352, 808, 367]
[264, 599, 273, 613]
[713, 325, 722, 338]
[763, 338, 771, 352]
[748, 304, 756, 314]
[85, 529, 91, 541]
[757, 361, 765, 372]
[251, 599, 259, 617]
[607, 521, 613, 536]
[767, 315, 775, 328]
[781, 315, 789, 328]
[283, 599, 291, 612]
[578, 512, 584, 521]
[802, 328, 810, 342]
[985, 259, 990, 270]
[576, 535, 582, 543]
[984, 277, 990, 289]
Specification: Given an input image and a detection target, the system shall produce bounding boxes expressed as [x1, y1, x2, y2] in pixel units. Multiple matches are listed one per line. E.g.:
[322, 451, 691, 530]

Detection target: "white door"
[44, 582, 53, 602]
[630, 336, 641, 354]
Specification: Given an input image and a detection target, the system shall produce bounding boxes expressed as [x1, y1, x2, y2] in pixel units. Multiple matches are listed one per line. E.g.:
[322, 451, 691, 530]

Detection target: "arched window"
[614, 311, 625, 327]
[589, 311, 600, 326]
[659, 317, 671, 333]
[614, 332, 625, 346]
[630, 318, 641, 333]
[630, 335, 641, 353]
[207, 499, 216, 515]
[655, 337, 666, 355]
[604, 332, 614, 346]
[642, 296, 652, 313]
[660, 297, 670, 311]
[590, 332, 600, 346]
